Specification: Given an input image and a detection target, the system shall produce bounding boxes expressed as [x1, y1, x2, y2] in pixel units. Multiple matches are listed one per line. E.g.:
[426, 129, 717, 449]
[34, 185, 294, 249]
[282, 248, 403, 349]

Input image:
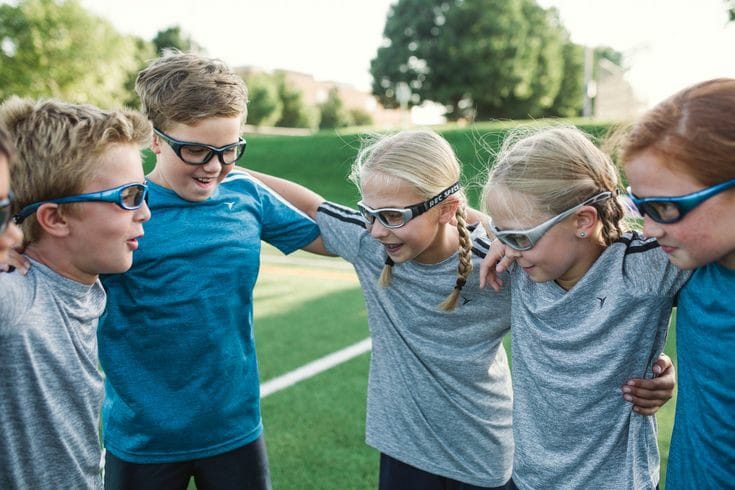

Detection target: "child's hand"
[0, 248, 30, 275]
[479, 240, 511, 291]
[621, 354, 675, 415]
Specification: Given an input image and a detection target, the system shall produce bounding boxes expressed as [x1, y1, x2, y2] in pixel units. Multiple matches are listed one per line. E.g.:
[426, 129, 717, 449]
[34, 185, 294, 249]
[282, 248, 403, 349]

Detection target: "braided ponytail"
[439, 207, 473, 311]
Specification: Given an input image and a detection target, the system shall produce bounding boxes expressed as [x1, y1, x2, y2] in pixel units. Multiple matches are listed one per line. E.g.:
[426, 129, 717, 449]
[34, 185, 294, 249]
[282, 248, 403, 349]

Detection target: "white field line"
[260, 338, 372, 398]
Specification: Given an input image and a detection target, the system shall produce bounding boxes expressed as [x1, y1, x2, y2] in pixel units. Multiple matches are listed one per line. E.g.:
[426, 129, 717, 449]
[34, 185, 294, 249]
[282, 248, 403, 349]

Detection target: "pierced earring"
[578, 231, 586, 238]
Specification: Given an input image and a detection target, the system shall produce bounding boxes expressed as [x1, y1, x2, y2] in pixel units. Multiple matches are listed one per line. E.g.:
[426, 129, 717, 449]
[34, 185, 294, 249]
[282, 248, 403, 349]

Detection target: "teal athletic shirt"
[667, 262, 735, 489]
[98, 170, 319, 463]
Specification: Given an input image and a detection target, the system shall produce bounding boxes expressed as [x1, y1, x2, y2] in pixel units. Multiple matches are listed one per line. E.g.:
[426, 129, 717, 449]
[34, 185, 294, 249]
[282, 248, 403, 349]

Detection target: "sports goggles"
[14, 182, 148, 224]
[154, 128, 246, 166]
[357, 182, 460, 229]
[492, 191, 613, 251]
[627, 177, 735, 224]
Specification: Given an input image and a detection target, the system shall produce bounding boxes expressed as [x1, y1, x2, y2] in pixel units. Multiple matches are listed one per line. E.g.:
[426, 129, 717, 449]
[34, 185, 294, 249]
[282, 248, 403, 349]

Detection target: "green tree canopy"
[318, 87, 353, 129]
[0, 0, 143, 108]
[152, 26, 203, 55]
[370, 0, 584, 120]
[245, 72, 283, 127]
[274, 74, 318, 129]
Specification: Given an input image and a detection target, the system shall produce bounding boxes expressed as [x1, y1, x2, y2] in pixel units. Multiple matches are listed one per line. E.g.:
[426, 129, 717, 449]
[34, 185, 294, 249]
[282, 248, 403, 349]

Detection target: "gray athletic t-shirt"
[317, 202, 513, 487]
[509, 233, 690, 490]
[0, 258, 106, 490]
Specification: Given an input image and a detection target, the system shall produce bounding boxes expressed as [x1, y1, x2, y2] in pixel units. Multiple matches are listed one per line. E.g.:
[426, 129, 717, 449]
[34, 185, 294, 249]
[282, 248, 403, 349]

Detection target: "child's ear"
[150, 134, 162, 155]
[438, 198, 461, 225]
[575, 206, 599, 237]
[35, 203, 71, 238]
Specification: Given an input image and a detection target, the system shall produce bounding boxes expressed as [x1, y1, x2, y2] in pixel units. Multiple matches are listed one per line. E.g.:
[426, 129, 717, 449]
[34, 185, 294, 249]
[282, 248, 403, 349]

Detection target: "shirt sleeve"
[254, 179, 321, 255]
[621, 235, 692, 298]
[0, 272, 31, 334]
[315, 201, 372, 263]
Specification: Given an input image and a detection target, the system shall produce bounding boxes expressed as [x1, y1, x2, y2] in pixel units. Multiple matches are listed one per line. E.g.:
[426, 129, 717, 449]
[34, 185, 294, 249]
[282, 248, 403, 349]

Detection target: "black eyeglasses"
[357, 182, 460, 229]
[0, 191, 14, 233]
[14, 183, 148, 224]
[627, 178, 735, 224]
[154, 128, 247, 166]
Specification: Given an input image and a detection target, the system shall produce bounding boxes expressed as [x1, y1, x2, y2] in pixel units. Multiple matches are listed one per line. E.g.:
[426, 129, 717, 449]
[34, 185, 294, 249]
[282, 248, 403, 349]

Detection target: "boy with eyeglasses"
[97, 51, 321, 490]
[0, 97, 151, 489]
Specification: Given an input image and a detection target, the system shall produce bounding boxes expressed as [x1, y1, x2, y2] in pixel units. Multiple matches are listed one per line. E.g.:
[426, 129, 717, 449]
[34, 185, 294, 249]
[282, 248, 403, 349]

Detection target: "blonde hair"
[349, 129, 472, 311]
[0, 97, 152, 244]
[483, 125, 626, 246]
[0, 124, 15, 165]
[136, 50, 248, 131]
[617, 78, 735, 185]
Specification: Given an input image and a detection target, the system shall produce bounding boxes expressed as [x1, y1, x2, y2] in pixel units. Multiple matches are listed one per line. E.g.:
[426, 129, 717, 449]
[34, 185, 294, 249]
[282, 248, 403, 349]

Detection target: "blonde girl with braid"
[479, 124, 689, 490]
[252, 129, 516, 489]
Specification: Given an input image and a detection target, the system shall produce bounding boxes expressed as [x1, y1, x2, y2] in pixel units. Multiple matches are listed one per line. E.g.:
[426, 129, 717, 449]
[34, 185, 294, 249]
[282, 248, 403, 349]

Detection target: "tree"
[152, 26, 203, 55]
[318, 87, 353, 129]
[349, 107, 373, 127]
[370, 0, 580, 120]
[244, 72, 282, 127]
[274, 74, 318, 129]
[0, 0, 142, 108]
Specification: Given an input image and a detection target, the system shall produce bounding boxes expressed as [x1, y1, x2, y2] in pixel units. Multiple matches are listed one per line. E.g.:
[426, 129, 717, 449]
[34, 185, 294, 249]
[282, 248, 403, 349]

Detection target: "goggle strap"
[417, 182, 461, 213]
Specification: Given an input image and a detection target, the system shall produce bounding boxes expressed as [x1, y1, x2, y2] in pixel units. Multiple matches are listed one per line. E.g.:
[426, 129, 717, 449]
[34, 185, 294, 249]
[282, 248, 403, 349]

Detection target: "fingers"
[2, 249, 30, 275]
[652, 353, 673, 377]
[623, 374, 675, 415]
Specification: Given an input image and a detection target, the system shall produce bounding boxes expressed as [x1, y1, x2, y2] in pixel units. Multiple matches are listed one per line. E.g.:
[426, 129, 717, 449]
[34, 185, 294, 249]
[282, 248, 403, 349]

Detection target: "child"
[0, 124, 22, 263]
[97, 51, 321, 489]
[620, 78, 735, 488]
[479, 125, 689, 489]
[252, 128, 674, 489]
[0, 97, 151, 489]
[256, 129, 515, 489]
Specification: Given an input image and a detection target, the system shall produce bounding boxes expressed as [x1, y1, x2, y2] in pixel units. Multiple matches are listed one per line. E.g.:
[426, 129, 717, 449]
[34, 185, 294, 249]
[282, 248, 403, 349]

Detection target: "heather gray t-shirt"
[317, 202, 513, 487]
[0, 258, 106, 490]
[509, 233, 690, 490]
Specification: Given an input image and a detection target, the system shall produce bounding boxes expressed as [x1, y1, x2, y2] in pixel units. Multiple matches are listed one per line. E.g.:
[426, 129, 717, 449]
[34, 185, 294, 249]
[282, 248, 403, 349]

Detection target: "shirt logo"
[224, 201, 235, 210]
[462, 296, 472, 305]
[597, 296, 607, 308]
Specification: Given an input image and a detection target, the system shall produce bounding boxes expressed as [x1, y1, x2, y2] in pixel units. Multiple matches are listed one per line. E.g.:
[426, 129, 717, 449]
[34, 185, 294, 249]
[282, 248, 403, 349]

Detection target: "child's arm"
[623, 354, 675, 415]
[248, 170, 323, 220]
[247, 169, 331, 256]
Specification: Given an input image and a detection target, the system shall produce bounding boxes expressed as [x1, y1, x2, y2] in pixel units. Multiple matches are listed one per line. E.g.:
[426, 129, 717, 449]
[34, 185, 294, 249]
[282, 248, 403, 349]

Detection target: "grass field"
[147, 122, 677, 488]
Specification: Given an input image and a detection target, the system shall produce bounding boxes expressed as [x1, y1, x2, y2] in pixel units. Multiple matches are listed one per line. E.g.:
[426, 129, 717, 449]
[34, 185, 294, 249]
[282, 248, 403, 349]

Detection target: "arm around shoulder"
[247, 169, 324, 220]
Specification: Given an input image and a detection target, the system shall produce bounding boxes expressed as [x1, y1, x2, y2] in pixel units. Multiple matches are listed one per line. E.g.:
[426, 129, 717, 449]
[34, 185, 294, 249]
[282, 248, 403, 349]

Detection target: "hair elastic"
[453, 277, 467, 291]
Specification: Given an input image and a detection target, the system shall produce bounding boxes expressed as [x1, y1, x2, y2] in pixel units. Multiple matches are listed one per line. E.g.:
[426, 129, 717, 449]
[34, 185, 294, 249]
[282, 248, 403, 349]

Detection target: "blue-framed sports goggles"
[627, 177, 735, 224]
[154, 128, 246, 166]
[0, 191, 14, 233]
[492, 191, 613, 251]
[357, 182, 460, 229]
[14, 182, 148, 224]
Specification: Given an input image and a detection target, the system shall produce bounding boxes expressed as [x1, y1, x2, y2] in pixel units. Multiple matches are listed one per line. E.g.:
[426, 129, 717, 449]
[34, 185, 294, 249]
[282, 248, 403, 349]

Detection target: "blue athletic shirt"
[98, 170, 319, 463]
[666, 262, 735, 488]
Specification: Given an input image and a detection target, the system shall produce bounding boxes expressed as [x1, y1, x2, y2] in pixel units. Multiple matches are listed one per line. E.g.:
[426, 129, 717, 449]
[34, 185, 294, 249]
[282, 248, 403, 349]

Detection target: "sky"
[81, 0, 735, 108]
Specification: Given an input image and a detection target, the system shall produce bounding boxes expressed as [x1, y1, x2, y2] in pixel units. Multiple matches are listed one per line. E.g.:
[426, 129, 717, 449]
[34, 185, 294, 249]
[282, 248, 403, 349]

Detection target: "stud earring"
[578, 231, 586, 238]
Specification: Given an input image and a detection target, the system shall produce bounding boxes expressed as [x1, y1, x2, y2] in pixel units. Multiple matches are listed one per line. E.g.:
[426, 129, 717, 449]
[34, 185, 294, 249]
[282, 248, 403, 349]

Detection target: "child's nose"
[642, 215, 664, 238]
[369, 220, 390, 238]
